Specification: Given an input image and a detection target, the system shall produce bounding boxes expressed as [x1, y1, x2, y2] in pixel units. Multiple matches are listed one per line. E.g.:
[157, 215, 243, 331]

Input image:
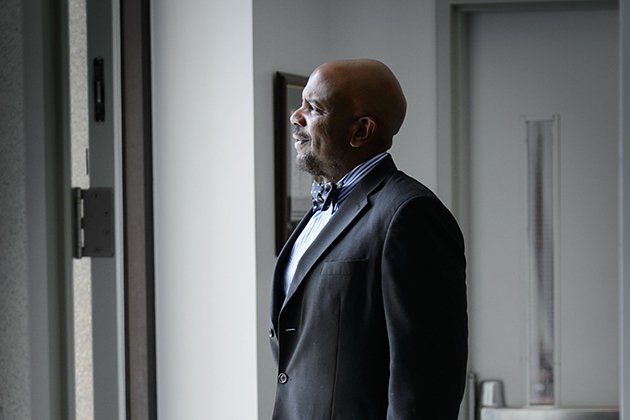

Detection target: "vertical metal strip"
[86, 0, 124, 416]
[121, 0, 158, 417]
[527, 119, 556, 405]
[69, 0, 94, 416]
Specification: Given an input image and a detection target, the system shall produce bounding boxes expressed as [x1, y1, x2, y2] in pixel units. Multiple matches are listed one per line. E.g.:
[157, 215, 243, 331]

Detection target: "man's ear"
[350, 117, 377, 148]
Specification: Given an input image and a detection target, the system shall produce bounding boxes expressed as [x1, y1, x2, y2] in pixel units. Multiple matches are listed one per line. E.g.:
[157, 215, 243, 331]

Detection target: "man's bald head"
[312, 59, 407, 146]
[290, 59, 407, 182]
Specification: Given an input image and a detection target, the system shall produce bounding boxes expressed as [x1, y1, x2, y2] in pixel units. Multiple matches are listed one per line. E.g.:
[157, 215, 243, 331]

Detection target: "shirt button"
[268, 328, 274, 338]
[278, 373, 288, 384]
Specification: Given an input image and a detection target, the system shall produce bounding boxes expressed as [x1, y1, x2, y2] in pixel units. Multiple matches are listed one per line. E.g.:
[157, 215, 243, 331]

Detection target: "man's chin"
[296, 155, 322, 178]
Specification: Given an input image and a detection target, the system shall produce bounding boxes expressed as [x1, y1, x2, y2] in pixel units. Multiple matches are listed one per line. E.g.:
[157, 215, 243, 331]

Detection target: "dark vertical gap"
[274, 72, 289, 255]
[121, 0, 157, 417]
[274, 72, 308, 255]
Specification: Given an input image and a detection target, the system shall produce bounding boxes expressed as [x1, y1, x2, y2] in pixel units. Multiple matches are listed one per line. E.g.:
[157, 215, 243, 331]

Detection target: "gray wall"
[621, 1, 630, 418]
[252, 0, 439, 417]
[329, 0, 438, 185]
[1, 0, 70, 418]
[252, 1, 332, 417]
[0, 0, 31, 417]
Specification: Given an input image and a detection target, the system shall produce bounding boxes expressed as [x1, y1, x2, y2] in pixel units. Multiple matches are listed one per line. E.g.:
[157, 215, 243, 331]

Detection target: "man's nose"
[290, 108, 305, 126]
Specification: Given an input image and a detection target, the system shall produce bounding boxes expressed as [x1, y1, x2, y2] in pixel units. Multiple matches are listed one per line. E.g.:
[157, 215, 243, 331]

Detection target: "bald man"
[269, 59, 468, 419]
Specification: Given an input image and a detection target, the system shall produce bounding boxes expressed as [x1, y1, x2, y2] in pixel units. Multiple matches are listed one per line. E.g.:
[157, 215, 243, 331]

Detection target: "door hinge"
[73, 187, 115, 258]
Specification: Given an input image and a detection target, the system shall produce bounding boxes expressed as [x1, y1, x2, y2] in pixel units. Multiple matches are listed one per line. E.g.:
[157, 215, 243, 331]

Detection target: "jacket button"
[268, 328, 274, 338]
[278, 373, 288, 384]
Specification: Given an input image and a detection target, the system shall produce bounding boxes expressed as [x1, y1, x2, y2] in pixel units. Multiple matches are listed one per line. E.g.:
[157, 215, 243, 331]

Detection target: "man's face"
[290, 69, 355, 182]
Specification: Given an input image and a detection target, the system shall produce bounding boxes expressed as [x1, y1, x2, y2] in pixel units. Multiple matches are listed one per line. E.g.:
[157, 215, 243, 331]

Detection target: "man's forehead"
[300, 90, 321, 108]
[303, 70, 345, 105]
[302, 82, 328, 106]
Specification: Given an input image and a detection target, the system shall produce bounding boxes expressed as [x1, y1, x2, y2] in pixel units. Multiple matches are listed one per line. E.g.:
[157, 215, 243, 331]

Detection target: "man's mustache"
[292, 126, 310, 141]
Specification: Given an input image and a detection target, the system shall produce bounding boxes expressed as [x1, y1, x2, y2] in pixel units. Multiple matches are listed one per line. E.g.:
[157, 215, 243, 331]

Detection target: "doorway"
[468, 7, 618, 407]
[437, 0, 620, 415]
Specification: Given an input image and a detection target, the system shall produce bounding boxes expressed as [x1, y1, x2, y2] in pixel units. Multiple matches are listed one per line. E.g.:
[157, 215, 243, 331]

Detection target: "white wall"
[151, 0, 258, 418]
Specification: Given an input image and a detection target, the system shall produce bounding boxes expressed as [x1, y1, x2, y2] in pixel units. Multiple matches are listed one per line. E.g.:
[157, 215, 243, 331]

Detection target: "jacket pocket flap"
[320, 259, 368, 276]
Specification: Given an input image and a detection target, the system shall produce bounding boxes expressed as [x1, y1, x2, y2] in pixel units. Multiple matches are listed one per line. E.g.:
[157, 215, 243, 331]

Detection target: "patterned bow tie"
[311, 180, 341, 212]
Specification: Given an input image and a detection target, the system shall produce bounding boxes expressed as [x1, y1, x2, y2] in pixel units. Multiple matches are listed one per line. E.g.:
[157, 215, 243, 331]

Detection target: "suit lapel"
[282, 155, 398, 310]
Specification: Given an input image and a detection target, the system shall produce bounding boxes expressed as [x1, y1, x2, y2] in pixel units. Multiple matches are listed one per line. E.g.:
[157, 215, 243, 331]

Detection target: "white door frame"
[435, 0, 627, 418]
[86, 0, 127, 416]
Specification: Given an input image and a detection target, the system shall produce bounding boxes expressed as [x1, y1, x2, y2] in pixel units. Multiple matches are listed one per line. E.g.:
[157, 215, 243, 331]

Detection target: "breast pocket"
[320, 259, 369, 276]
[318, 260, 370, 300]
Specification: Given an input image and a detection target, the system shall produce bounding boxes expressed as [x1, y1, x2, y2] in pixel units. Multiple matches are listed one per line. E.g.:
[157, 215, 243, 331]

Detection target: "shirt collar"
[332, 152, 388, 211]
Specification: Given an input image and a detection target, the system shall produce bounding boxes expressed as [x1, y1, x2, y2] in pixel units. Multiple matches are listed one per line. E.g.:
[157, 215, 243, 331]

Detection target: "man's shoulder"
[381, 170, 438, 202]
[360, 156, 444, 209]
[379, 171, 463, 242]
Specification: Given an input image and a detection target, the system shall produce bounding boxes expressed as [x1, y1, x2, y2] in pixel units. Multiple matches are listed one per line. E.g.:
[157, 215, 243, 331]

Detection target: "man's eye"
[305, 101, 323, 113]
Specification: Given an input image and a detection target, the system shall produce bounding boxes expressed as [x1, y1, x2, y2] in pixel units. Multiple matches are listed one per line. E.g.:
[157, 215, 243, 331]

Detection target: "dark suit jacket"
[269, 156, 468, 419]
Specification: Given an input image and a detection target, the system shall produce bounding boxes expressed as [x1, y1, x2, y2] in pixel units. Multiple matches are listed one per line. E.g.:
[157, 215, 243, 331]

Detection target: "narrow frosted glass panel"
[527, 119, 555, 405]
[69, 0, 94, 417]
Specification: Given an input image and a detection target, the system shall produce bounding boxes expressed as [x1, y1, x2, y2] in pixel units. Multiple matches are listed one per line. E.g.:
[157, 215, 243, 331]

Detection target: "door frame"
[435, 0, 624, 417]
[120, 0, 157, 418]
[82, 0, 157, 416]
[436, 0, 618, 235]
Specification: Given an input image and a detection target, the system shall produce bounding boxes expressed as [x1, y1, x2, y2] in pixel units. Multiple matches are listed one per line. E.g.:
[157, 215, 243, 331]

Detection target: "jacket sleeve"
[381, 196, 468, 419]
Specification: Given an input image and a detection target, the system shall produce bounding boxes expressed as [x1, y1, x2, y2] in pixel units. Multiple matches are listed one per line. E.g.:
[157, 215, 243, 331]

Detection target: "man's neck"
[323, 151, 387, 184]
